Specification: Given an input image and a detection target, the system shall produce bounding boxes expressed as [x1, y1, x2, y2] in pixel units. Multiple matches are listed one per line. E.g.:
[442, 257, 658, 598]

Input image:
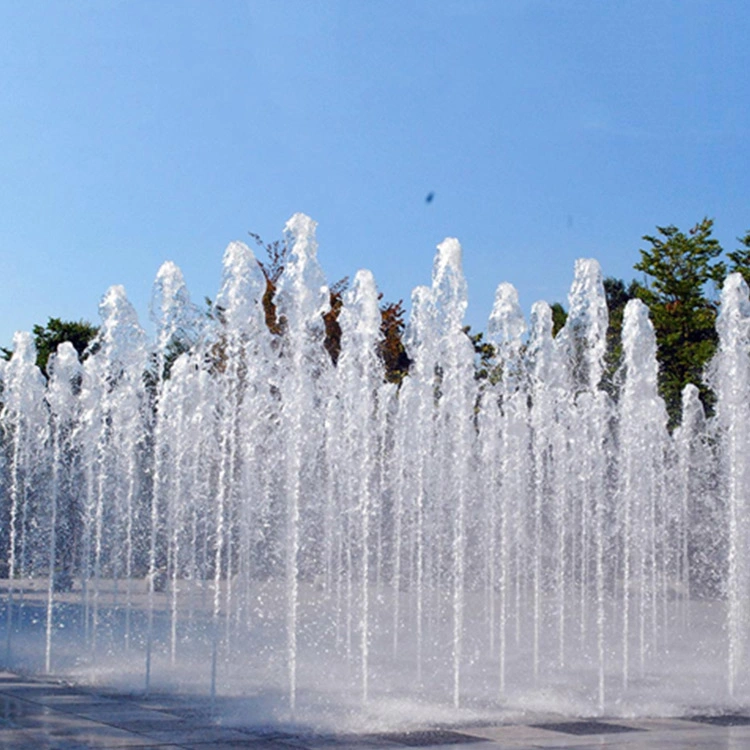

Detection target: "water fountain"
[1, 213, 749, 729]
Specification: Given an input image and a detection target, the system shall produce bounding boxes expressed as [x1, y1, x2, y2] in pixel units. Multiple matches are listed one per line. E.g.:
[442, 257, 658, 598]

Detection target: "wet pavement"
[1, 669, 750, 749]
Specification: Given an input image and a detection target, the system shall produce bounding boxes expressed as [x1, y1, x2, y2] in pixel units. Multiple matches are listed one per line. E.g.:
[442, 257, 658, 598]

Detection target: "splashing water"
[1, 216, 749, 730]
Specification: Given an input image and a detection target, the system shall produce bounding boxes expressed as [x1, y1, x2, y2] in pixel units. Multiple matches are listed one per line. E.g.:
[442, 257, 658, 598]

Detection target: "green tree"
[4, 318, 100, 376]
[602, 277, 643, 393]
[463, 327, 497, 382]
[550, 302, 567, 337]
[727, 230, 750, 286]
[634, 217, 726, 428]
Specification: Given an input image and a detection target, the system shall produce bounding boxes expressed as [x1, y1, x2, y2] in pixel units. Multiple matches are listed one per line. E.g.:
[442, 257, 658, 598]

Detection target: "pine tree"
[634, 218, 726, 427]
[31, 318, 99, 376]
[727, 230, 750, 286]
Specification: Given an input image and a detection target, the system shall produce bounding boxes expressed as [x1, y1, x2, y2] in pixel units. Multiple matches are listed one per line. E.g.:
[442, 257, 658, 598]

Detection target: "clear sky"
[1, 0, 749, 348]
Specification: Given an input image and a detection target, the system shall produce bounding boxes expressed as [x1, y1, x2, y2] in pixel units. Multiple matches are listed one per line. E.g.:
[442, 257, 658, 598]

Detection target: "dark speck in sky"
[425, 192, 435, 204]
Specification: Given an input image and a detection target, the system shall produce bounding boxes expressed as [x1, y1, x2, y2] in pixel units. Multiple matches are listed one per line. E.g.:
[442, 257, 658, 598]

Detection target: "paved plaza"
[2, 670, 750, 749]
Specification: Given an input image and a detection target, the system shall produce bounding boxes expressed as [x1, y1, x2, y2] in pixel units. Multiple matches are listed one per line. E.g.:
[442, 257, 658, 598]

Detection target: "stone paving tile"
[318, 736, 409, 749]
[529, 721, 642, 736]
[179, 742, 310, 750]
[607, 717, 713, 731]
[0, 725, 177, 749]
[141, 726, 268, 745]
[373, 730, 489, 747]
[460, 723, 573, 743]
[280, 734, 407, 749]
[154, 706, 215, 721]
[108, 718, 193, 734]
[688, 713, 750, 726]
[74, 704, 188, 719]
[134, 699, 206, 714]
[0, 695, 55, 719]
[453, 726, 722, 748]
[32, 692, 124, 708]
[11, 712, 112, 732]
[0, 684, 69, 698]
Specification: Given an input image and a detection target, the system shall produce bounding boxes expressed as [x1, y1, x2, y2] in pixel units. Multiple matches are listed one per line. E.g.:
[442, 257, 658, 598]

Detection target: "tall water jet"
[2, 332, 47, 663]
[276, 214, 330, 712]
[431, 238, 475, 709]
[44, 343, 82, 673]
[391, 283, 434, 679]
[79, 287, 148, 664]
[484, 281, 526, 694]
[150, 260, 202, 671]
[672, 384, 719, 631]
[207, 240, 268, 704]
[712, 272, 750, 698]
[336, 269, 384, 703]
[553, 258, 609, 696]
[618, 298, 669, 689]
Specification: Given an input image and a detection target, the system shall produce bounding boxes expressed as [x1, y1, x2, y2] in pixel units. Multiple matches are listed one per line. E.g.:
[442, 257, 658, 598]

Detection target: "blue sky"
[1, 0, 749, 348]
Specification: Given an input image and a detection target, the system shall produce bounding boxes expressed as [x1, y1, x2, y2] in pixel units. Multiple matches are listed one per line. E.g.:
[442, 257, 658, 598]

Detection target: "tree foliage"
[378, 297, 411, 385]
[9, 318, 100, 376]
[727, 230, 750, 287]
[322, 276, 349, 366]
[602, 276, 642, 393]
[634, 218, 726, 427]
[249, 232, 411, 383]
[550, 302, 567, 337]
[248, 231, 287, 336]
[464, 327, 497, 382]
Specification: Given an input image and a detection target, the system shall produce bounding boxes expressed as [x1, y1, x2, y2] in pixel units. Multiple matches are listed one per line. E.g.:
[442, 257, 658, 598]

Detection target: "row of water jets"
[1, 213, 749, 718]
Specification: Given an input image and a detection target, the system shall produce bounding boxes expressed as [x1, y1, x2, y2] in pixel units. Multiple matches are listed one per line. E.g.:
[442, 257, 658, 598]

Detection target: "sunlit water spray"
[1, 214, 749, 729]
